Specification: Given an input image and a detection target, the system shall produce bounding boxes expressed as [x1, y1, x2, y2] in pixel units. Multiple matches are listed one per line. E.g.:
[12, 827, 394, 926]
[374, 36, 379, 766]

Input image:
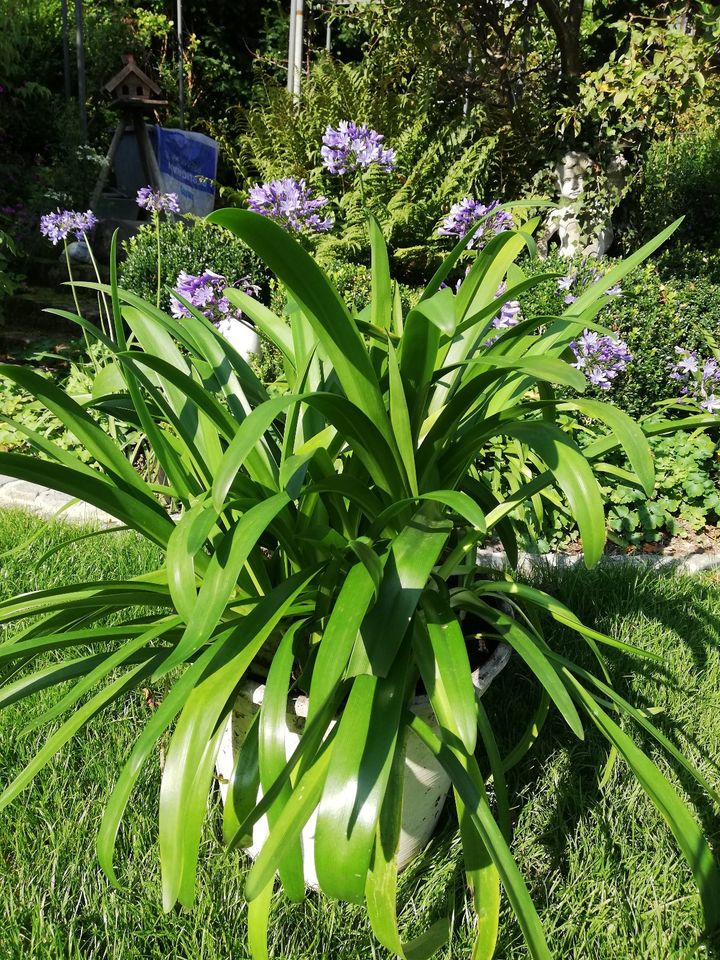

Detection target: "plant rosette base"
[215, 641, 512, 887]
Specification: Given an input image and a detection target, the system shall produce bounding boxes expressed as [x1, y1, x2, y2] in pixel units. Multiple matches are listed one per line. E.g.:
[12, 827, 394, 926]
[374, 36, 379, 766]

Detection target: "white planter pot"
[215, 641, 511, 887]
[216, 317, 261, 361]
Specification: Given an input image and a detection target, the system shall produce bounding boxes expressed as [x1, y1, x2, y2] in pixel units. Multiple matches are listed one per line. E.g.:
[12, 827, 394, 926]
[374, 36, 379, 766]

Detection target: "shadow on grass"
[473, 562, 720, 958]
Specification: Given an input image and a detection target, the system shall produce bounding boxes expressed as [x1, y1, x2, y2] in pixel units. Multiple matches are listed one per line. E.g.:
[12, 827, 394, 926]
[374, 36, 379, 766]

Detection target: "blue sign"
[154, 126, 219, 216]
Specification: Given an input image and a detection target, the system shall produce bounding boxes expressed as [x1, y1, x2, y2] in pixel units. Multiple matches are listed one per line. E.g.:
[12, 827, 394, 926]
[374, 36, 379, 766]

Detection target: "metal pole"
[287, 0, 297, 93]
[292, 0, 304, 99]
[61, 0, 71, 100]
[177, 0, 185, 129]
[325, 19, 331, 54]
[74, 0, 87, 139]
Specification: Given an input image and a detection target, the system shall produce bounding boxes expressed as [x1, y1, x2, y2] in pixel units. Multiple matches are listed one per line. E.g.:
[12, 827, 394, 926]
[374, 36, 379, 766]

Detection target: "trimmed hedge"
[120, 216, 271, 312]
[518, 252, 720, 419]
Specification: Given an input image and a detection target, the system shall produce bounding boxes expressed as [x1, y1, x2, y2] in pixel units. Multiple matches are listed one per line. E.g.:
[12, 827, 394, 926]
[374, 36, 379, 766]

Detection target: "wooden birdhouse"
[104, 54, 165, 109]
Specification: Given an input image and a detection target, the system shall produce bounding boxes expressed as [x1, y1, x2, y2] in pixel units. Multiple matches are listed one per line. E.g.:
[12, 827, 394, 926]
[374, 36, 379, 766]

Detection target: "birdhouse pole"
[176, 0, 185, 129]
[74, 0, 87, 140]
[61, 0, 71, 100]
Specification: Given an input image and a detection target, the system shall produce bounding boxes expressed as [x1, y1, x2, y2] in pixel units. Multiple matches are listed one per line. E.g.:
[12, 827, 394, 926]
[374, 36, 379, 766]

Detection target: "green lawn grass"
[0, 508, 719, 959]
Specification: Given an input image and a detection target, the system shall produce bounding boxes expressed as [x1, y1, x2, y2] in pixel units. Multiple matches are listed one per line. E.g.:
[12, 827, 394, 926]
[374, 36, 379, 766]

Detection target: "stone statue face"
[556, 151, 593, 199]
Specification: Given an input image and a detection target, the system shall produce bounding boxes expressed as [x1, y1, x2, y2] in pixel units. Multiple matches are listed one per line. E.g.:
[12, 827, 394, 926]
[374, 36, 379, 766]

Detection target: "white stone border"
[476, 546, 720, 576]
[0, 474, 117, 526]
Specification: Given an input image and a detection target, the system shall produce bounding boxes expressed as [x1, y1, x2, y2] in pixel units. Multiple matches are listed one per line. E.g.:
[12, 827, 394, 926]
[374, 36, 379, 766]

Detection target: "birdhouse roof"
[104, 59, 161, 96]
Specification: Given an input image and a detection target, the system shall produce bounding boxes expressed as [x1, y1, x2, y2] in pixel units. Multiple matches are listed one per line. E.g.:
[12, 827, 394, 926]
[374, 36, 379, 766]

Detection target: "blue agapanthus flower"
[670, 347, 720, 413]
[40, 208, 98, 245]
[170, 270, 260, 327]
[438, 198, 514, 249]
[247, 177, 333, 232]
[570, 330, 632, 390]
[321, 122, 395, 175]
[136, 186, 180, 215]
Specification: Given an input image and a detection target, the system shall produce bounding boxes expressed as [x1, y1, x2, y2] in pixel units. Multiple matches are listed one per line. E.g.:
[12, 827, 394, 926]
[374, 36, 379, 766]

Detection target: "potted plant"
[0, 208, 718, 959]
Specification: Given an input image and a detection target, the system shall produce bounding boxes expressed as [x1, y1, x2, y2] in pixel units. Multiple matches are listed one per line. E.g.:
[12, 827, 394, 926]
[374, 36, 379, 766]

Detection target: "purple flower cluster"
[321, 122, 395, 175]
[556, 260, 622, 305]
[136, 186, 180, 215]
[492, 281, 521, 329]
[669, 347, 720, 413]
[570, 330, 632, 390]
[40, 208, 98, 245]
[247, 177, 333, 232]
[438, 198, 514, 250]
[170, 270, 260, 326]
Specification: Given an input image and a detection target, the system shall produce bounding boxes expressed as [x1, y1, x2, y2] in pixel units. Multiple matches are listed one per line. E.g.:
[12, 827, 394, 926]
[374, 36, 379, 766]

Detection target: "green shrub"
[120, 215, 271, 311]
[639, 127, 720, 250]
[517, 253, 720, 419]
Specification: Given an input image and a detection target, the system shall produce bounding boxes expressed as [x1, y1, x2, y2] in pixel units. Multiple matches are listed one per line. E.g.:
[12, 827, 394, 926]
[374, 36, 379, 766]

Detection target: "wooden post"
[90, 119, 126, 210]
[73, 0, 87, 139]
[132, 111, 162, 191]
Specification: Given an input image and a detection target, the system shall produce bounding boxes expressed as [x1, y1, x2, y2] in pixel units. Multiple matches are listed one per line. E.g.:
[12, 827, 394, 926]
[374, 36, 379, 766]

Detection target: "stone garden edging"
[0, 473, 118, 526]
[2, 472, 719, 575]
[476, 546, 720, 576]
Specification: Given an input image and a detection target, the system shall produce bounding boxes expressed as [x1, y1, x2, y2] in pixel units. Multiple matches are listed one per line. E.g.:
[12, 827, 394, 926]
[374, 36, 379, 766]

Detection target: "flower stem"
[83, 232, 111, 340]
[155, 212, 162, 310]
[64, 240, 94, 362]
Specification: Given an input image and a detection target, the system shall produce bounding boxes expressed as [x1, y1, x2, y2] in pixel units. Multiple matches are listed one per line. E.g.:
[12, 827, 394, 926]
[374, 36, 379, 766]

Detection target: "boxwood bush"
[518, 252, 720, 419]
[120, 215, 271, 312]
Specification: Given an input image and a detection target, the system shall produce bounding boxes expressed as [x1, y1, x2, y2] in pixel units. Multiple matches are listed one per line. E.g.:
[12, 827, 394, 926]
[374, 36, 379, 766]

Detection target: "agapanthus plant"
[670, 347, 720, 413]
[136, 187, 181, 308]
[247, 178, 333, 232]
[0, 209, 718, 960]
[39, 207, 109, 341]
[39, 208, 98, 245]
[321, 121, 396, 174]
[438, 197, 514, 249]
[570, 329, 632, 390]
[136, 187, 181, 215]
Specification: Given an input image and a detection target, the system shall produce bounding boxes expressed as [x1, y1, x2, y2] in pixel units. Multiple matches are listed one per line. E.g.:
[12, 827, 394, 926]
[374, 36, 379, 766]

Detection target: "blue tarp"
[154, 126, 219, 216]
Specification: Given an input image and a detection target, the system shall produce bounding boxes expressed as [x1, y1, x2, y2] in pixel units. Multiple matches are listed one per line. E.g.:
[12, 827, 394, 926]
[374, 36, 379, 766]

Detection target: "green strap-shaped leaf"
[459, 596, 584, 740]
[472, 580, 661, 662]
[246, 739, 334, 901]
[306, 561, 377, 726]
[349, 504, 452, 678]
[0, 362, 151, 494]
[0, 577, 173, 624]
[157, 493, 290, 677]
[368, 212, 392, 331]
[224, 287, 295, 365]
[413, 615, 500, 959]
[366, 732, 451, 960]
[387, 339, 419, 496]
[416, 596, 477, 753]
[213, 395, 301, 509]
[0, 453, 174, 548]
[223, 710, 261, 848]
[0, 657, 163, 814]
[22, 616, 182, 734]
[207, 209, 392, 443]
[566, 219, 681, 316]
[314, 649, 409, 901]
[409, 714, 551, 960]
[166, 499, 218, 621]
[160, 573, 315, 909]
[259, 623, 306, 902]
[498, 420, 606, 568]
[558, 399, 655, 497]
